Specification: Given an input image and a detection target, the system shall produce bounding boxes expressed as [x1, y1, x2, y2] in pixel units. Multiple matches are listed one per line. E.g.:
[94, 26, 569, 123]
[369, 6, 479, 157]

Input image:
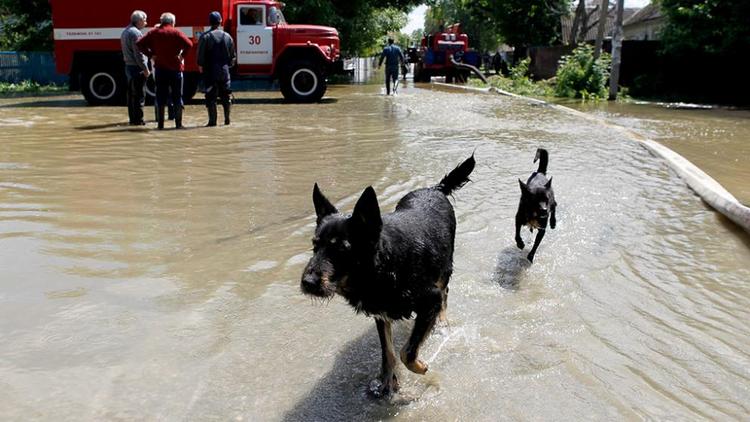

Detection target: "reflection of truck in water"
[408, 24, 482, 83]
[50, 0, 342, 104]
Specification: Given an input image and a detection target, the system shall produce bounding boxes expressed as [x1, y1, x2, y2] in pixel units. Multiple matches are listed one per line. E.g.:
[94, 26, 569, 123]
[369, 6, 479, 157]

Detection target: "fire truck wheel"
[81, 68, 125, 105]
[281, 60, 326, 102]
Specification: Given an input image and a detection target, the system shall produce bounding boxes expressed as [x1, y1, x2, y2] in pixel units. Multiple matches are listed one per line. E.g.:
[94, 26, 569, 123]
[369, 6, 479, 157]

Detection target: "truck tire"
[280, 60, 326, 102]
[81, 68, 125, 105]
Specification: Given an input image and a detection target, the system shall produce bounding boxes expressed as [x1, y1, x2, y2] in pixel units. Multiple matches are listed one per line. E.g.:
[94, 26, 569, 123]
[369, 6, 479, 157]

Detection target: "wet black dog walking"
[515, 148, 557, 262]
[300, 155, 475, 398]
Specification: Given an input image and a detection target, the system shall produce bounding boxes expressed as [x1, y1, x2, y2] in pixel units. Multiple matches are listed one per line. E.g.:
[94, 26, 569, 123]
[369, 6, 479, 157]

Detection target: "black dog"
[515, 148, 556, 262]
[300, 155, 475, 397]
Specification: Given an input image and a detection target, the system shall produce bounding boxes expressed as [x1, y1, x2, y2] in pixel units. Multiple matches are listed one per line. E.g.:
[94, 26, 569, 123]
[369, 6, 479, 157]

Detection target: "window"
[240, 7, 264, 26]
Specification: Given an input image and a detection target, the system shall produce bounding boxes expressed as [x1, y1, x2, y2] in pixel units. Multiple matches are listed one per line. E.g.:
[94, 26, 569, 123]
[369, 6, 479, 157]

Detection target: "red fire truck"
[408, 24, 481, 83]
[50, 0, 342, 104]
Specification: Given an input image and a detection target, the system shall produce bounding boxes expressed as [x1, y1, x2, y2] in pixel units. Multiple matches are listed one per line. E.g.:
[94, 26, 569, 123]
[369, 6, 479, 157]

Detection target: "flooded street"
[1, 83, 749, 420]
[569, 101, 750, 206]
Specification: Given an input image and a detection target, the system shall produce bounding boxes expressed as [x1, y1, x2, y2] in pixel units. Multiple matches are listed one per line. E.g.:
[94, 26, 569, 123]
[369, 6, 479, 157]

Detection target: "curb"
[434, 82, 750, 234]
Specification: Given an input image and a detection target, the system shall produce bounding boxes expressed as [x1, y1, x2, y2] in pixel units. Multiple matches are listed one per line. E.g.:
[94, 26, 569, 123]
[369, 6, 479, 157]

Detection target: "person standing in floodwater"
[137, 12, 193, 129]
[197, 11, 235, 127]
[120, 10, 149, 126]
[378, 37, 404, 95]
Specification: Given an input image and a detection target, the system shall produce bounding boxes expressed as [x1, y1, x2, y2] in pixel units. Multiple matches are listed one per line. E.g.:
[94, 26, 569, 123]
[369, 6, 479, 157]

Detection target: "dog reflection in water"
[300, 155, 475, 398]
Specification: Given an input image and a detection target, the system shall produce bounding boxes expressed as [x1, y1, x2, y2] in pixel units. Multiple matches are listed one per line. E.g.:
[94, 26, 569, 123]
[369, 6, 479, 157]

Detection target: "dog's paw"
[369, 374, 399, 398]
[550, 219, 556, 230]
[516, 239, 525, 249]
[401, 350, 429, 374]
[526, 253, 535, 263]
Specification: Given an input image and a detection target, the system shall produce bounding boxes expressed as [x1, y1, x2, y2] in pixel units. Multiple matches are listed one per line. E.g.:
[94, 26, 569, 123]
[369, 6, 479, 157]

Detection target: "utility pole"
[594, 0, 609, 59]
[609, 0, 625, 100]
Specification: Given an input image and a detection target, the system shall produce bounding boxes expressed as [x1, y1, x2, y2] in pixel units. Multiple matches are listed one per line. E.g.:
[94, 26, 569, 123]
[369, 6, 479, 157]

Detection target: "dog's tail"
[534, 148, 549, 174]
[437, 154, 475, 195]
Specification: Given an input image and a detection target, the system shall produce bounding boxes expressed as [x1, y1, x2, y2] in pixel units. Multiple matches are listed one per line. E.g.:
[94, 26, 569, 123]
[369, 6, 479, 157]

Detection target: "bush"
[469, 58, 554, 98]
[555, 44, 611, 100]
[0, 81, 67, 96]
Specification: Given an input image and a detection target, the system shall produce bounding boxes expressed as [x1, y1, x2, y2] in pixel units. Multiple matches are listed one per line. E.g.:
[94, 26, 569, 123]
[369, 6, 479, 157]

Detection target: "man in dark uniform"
[197, 11, 236, 126]
[137, 12, 193, 129]
[378, 37, 405, 95]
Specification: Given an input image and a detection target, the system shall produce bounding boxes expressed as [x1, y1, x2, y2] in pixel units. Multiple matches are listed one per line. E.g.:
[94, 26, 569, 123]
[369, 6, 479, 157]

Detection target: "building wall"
[624, 20, 664, 41]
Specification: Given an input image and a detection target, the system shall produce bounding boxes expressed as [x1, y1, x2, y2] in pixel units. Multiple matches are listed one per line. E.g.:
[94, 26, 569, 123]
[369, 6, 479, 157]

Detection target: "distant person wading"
[197, 11, 236, 127]
[378, 37, 405, 96]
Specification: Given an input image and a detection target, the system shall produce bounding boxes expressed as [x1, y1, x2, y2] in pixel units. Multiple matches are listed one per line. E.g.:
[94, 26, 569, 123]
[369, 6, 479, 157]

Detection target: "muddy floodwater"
[1, 84, 749, 421]
[569, 101, 750, 206]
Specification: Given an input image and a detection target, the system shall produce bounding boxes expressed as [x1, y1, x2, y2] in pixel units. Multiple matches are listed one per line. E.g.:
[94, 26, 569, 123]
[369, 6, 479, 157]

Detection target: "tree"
[0, 0, 53, 51]
[593, 0, 609, 58]
[478, 0, 569, 60]
[284, 0, 418, 55]
[659, 0, 750, 57]
[609, 0, 624, 100]
[424, 0, 501, 52]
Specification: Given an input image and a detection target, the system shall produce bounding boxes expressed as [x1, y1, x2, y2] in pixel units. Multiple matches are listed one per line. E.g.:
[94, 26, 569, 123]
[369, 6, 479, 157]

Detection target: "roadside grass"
[0, 81, 68, 97]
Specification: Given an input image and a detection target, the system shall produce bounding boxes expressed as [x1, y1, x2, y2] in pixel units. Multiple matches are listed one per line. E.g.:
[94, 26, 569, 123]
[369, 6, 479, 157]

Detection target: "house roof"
[561, 5, 639, 44]
[623, 3, 663, 27]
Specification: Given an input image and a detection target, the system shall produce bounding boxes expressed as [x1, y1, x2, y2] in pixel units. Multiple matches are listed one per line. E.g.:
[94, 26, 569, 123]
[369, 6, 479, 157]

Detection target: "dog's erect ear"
[351, 186, 382, 239]
[518, 179, 529, 193]
[313, 183, 338, 224]
[545, 177, 553, 189]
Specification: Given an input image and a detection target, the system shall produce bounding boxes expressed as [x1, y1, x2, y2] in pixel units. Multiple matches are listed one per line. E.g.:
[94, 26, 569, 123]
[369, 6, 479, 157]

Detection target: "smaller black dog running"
[515, 148, 557, 263]
[301, 154, 475, 398]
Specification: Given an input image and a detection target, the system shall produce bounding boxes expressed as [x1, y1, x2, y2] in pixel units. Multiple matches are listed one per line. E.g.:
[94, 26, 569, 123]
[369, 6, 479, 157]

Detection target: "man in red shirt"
[137, 12, 193, 129]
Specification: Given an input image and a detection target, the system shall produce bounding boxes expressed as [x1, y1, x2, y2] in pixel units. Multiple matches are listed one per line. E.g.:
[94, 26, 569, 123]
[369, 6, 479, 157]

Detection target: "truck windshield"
[268, 6, 286, 25]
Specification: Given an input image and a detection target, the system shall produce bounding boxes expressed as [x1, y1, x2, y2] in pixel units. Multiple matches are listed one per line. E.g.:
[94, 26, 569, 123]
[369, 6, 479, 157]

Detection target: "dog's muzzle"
[300, 269, 335, 298]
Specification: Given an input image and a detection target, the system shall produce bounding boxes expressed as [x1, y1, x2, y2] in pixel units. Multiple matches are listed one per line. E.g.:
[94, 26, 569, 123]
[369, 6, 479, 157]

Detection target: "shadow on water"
[0, 96, 338, 109]
[75, 122, 133, 130]
[282, 323, 418, 422]
[491, 245, 531, 290]
[231, 97, 339, 105]
[0, 98, 88, 108]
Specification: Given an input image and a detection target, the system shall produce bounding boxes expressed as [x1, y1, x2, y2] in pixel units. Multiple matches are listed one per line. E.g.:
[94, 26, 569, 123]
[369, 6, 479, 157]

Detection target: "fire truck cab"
[50, 0, 342, 104]
[409, 24, 481, 83]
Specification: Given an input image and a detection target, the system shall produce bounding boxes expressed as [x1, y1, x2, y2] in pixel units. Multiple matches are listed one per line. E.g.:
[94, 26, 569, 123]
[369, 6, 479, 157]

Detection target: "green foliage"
[0, 0, 53, 50]
[0, 81, 67, 96]
[425, 0, 502, 52]
[469, 58, 555, 98]
[479, 0, 568, 49]
[425, 0, 567, 53]
[284, 0, 417, 55]
[555, 44, 611, 99]
[659, 0, 750, 57]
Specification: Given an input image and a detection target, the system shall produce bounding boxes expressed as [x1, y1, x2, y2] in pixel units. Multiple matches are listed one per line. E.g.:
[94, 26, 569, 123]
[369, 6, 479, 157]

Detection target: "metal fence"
[349, 56, 379, 83]
[0, 51, 68, 85]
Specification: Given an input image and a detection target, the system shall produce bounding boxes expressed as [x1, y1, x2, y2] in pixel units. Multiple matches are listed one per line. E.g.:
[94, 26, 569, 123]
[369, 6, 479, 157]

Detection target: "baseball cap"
[209, 11, 222, 25]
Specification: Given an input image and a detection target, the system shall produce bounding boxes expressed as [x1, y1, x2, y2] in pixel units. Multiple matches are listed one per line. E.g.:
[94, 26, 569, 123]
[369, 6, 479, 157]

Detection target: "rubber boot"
[167, 103, 175, 120]
[223, 102, 231, 125]
[157, 106, 165, 130]
[174, 106, 183, 129]
[206, 103, 217, 127]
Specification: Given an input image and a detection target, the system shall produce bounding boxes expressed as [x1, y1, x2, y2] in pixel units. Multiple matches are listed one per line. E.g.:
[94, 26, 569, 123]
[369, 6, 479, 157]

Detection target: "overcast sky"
[403, 0, 653, 33]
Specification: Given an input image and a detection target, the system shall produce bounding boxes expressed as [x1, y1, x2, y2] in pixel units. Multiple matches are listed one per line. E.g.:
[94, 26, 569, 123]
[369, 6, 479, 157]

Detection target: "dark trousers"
[155, 68, 183, 110]
[125, 65, 146, 124]
[205, 78, 231, 108]
[385, 67, 399, 94]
